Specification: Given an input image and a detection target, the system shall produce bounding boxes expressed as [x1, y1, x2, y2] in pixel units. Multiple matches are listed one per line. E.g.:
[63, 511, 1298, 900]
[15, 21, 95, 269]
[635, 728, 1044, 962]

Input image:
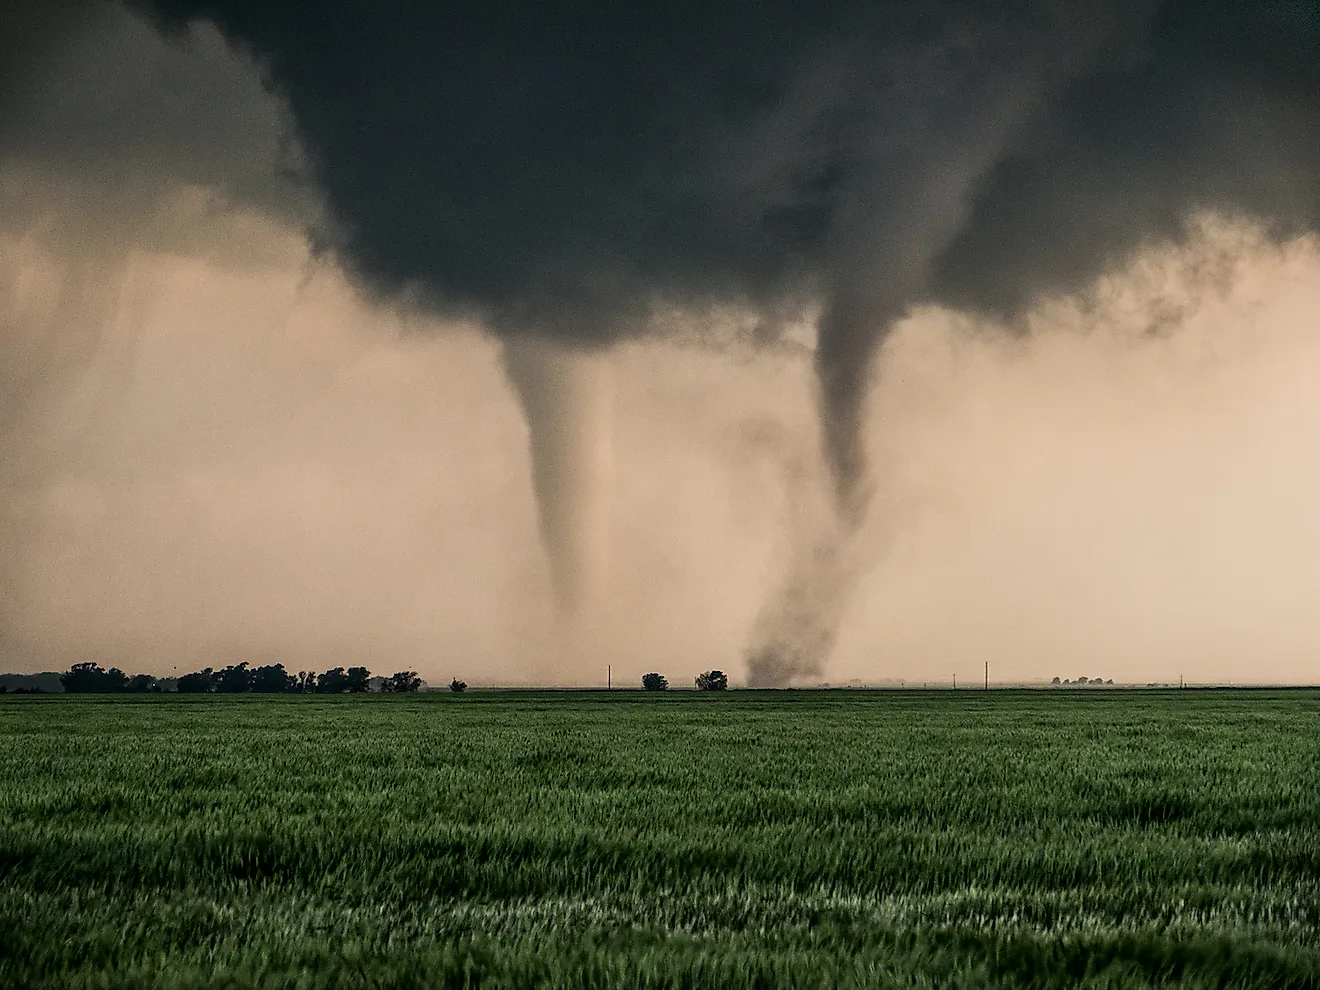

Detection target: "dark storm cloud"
[130, 1, 877, 336]
[119, 0, 1320, 507]
[0, 3, 91, 120]
[1, 1, 314, 243]
[928, 3, 1320, 319]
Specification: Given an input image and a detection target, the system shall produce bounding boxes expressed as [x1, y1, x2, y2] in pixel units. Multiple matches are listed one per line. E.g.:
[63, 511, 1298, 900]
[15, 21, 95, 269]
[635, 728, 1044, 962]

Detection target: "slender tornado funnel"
[502, 337, 615, 639]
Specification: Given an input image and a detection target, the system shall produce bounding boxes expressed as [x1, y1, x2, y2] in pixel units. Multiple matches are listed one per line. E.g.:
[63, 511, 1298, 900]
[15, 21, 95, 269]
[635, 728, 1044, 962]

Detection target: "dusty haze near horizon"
[4, 8, 1320, 687]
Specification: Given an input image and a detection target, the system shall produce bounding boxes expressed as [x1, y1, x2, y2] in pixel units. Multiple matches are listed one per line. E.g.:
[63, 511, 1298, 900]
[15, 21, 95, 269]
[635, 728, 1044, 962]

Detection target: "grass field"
[1, 690, 1318, 988]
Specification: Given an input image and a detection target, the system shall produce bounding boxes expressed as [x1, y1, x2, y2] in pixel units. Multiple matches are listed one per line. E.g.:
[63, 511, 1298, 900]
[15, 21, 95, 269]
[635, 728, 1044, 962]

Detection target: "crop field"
[1, 690, 1318, 988]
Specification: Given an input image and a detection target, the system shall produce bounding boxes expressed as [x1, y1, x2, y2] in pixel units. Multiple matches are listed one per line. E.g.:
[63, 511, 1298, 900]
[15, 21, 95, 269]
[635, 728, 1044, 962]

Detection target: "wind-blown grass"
[1, 690, 1317, 987]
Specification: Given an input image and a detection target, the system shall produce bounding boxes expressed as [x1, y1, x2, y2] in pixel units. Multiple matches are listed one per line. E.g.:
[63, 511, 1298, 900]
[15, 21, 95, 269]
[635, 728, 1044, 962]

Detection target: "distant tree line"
[0, 672, 63, 693]
[639, 670, 729, 691]
[56, 662, 425, 694]
[60, 663, 164, 694]
[17, 663, 746, 695]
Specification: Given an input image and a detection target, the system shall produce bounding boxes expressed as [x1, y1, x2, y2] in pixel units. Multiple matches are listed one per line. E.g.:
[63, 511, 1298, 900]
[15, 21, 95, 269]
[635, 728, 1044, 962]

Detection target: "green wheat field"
[2, 690, 1318, 988]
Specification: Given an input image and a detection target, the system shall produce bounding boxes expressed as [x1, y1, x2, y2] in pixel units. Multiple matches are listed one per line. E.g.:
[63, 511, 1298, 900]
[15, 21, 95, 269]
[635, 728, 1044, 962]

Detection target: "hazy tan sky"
[6, 207, 1320, 686]
[4, 6, 1320, 686]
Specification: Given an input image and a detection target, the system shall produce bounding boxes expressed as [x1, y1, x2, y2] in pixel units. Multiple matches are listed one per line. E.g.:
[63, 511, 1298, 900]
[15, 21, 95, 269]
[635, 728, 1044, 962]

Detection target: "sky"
[2, 1, 1319, 685]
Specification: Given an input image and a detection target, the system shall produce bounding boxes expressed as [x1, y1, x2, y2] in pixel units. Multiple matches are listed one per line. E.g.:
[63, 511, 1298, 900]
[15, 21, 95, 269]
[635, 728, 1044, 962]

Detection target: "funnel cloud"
[4, 1, 1320, 684]
[502, 338, 615, 637]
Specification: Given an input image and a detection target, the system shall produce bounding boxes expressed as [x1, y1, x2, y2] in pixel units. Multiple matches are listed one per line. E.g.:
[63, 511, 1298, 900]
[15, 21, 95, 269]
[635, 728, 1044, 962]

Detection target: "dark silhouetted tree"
[126, 673, 157, 693]
[61, 662, 97, 693]
[695, 670, 728, 691]
[383, 670, 422, 693]
[1051, 676, 1061, 685]
[215, 662, 252, 693]
[316, 667, 349, 693]
[296, 670, 316, 693]
[251, 663, 296, 693]
[60, 662, 130, 693]
[449, 678, 467, 693]
[641, 672, 668, 691]
[345, 666, 372, 693]
[177, 668, 215, 693]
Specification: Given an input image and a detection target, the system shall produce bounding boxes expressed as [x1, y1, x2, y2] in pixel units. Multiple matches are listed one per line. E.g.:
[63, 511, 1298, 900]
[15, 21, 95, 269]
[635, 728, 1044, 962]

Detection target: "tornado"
[502, 337, 615, 637]
[744, 316, 875, 687]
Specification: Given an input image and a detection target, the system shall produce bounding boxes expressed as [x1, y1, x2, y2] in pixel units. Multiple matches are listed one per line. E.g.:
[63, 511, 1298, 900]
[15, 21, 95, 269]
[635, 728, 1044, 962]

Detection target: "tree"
[641, 672, 668, 691]
[345, 666, 372, 693]
[296, 670, 316, 693]
[61, 661, 99, 693]
[60, 662, 130, 693]
[449, 678, 467, 693]
[383, 670, 422, 693]
[215, 662, 252, 693]
[251, 663, 296, 693]
[316, 668, 347, 693]
[695, 670, 728, 691]
[1051, 676, 1061, 685]
[126, 673, 157, 693]
[177, 668, 215, 693]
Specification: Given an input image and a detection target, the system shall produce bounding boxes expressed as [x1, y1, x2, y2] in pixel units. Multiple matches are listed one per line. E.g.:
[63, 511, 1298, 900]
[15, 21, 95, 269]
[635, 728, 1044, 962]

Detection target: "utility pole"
[607, 665, 611, 690]
[985, 661, 988, 691]
[953, 674, 956, 690]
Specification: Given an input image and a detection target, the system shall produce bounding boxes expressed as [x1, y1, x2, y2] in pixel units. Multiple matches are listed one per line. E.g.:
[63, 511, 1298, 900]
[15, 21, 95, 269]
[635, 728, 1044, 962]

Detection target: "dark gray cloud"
[0, 3, 91, 121]
[1, 1, 314, 245]
[929, 3, 1320, 319]
[113, 1, 1319, 508]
